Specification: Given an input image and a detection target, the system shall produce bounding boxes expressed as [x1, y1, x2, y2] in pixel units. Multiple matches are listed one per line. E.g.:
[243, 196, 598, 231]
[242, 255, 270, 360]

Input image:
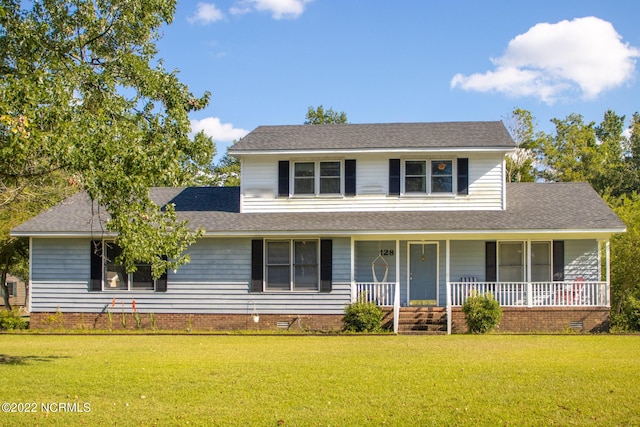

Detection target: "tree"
[212, 144, 241, 187]
[503, 108, 540, 182]
[608, 194, 640, 331]
[0, 1, 215, 277]
[593, 110, 630, 197]
[304, 105, 348, 125]
[537, 113, 599, 184]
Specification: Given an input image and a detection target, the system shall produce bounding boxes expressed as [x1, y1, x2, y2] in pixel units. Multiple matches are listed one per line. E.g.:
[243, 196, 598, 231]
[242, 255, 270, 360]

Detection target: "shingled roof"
[229, 121, 515, 153]
[12, 183, 625, 236]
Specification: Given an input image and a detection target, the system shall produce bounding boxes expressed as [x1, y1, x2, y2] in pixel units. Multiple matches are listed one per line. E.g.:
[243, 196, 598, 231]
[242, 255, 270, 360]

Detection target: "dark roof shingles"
[12, 183, 625, 235]
[230, 122, 515, 152]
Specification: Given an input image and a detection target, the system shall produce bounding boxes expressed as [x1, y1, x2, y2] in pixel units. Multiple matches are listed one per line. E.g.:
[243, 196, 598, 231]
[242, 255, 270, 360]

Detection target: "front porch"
[350, 238, 612, 334]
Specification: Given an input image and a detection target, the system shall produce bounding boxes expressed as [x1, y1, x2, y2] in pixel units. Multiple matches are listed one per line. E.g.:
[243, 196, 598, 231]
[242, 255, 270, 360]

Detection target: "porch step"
[383, 307, 447, 335]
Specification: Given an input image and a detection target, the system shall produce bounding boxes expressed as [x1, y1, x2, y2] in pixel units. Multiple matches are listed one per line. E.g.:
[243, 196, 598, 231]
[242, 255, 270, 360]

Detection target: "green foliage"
[304, 105, 348, 125]
[342, 294, 383, 332]
[0, 0, 215, 276]
[462, 292, 503, 334]
[211, 146, 241, 187]
[0, 308, 27, 330]
[608, 193, 640, 331]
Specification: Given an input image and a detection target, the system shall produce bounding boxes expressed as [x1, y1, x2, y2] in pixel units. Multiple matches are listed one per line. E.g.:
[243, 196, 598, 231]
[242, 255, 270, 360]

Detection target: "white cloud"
[190, 117, 249, 142]
[188, 3, 225, 25]
[230, 0, 312, 20]
[451, 17, 640, 104]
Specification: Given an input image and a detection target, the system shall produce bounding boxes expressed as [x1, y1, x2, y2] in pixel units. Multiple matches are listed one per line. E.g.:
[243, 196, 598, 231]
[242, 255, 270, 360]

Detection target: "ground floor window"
[103, 242, 156, 291]
[531, 242, 551, 281]
[266, 240, 319, 291]
[497, 241, 552, 282]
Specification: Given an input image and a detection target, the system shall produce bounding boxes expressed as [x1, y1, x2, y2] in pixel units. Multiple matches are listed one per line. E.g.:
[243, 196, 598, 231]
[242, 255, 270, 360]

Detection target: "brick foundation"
[29, 312, 344, 332]
[30, 307, 610, 334]
[450, 306, 610, 333]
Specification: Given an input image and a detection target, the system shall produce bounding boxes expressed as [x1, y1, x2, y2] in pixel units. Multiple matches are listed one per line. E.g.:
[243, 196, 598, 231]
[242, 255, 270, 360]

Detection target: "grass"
[1, 335, 639, 426]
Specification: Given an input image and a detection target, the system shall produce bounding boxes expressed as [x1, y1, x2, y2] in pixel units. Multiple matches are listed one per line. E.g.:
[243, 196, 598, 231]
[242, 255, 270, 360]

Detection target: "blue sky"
[156, 0, 640, 158]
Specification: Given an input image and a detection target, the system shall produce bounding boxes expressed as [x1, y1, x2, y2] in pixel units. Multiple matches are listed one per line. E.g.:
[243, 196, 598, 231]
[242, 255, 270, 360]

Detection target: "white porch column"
[526, 240, 532, 307]
[350, 237, 356, 302]
[606, 240, 611, 307]
[446, 239, 452, 335]
[393, 239, 400, 334]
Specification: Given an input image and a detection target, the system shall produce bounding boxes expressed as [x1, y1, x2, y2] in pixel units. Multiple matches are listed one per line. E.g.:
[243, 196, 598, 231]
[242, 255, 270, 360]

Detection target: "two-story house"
[12, 122, 626, 333]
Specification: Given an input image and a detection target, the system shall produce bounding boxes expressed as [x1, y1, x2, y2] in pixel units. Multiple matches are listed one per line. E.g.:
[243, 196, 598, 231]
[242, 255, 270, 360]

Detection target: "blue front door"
[409, 243, 438, 305]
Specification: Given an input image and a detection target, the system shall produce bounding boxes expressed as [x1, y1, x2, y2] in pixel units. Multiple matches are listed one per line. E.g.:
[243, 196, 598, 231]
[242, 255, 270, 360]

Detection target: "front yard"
[1, 334, 639, 426]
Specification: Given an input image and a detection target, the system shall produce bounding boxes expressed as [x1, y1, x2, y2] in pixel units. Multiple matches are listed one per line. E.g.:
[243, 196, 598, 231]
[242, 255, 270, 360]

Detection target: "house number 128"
[379, 249, 395, 256]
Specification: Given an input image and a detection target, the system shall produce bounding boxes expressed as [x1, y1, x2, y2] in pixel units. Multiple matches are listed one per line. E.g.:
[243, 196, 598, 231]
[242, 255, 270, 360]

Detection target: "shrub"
[343, 294, 384, 332]
[462, 292, 503, 334]
[611, 294, 640, 332]
[0, 309, 28, 330]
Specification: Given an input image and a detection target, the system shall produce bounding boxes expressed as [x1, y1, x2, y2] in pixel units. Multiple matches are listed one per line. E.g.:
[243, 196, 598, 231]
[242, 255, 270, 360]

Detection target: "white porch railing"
[353, 282, 400, 333]
[448, 281, 609, 307]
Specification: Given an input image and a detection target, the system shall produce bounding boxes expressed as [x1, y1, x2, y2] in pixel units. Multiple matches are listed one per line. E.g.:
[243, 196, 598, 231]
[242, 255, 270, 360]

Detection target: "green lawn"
[1, 334, 639, 426]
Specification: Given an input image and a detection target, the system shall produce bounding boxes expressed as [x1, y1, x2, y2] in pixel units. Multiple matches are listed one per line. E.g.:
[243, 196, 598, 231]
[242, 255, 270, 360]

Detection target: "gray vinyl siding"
[565, 240, 599, 281]
[450, 240, 486, 282]
[354, 241, 398, 283]
[30, 237, 351, 315]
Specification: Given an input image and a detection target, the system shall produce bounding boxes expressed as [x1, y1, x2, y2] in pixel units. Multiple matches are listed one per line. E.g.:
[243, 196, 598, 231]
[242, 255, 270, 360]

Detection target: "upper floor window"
[293, 161, 342, 195]
[403, 159, 453, 194]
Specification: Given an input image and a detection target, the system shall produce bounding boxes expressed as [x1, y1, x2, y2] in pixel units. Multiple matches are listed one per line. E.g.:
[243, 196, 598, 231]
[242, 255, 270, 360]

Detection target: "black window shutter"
[485, 241, 497, 282]
[278, 161, 290, 197]
[251, 239, 264, 292]
[156, 256, 168, 292]
[553, 240, 565, 281]
[344, 159, 356, 196]
[389, 159, 401, 195]
[90, 240, 103, 292]
[457, 158, 469, 195]
[320, 239, 333, 293]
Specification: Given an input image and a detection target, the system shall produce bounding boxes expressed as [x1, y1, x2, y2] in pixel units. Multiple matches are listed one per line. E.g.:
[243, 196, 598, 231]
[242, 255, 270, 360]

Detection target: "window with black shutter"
[553, 241, 565, 281]
[389, 159, 401, 195]
[344, 160, 356, 196]
[278, 161, 290, 197]
[320, 239, 333, 293]
[90, 240, 167, 292]
[485, 241, 497, 282]
[457, 158, 469, 195]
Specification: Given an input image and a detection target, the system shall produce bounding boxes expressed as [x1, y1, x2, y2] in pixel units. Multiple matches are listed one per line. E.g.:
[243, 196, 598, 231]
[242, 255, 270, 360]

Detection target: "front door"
[409, 243, 438, 305]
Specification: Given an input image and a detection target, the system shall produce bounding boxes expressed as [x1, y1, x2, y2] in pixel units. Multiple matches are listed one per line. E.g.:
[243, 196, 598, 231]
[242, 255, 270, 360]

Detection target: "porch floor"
[384, 307, 447, 335]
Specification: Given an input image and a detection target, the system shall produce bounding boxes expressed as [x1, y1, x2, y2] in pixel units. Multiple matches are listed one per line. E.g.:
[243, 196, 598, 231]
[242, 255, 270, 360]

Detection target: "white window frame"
[402, 158, 455, 195]
[264, 239, 320, 292]
[292, 161, 343, 196]
[496, 240, 554, 283]
[531, 241, 552, 282]
[497, 241, 525, 283]
[102, 241, 157, 292]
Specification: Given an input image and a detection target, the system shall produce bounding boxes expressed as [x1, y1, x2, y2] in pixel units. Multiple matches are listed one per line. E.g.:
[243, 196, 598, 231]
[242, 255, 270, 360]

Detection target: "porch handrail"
[354, 282, 400, 333]
[354, 282, 397, 306]
[448, 281, 609, 307]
